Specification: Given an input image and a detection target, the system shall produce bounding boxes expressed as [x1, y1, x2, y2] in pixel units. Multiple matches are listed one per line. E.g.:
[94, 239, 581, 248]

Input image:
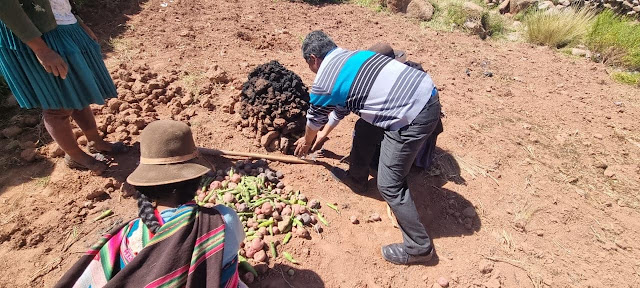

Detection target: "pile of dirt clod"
[237, 61, 310, 153]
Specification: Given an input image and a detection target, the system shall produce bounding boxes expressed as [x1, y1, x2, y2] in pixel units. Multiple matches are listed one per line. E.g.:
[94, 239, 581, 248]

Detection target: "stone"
[559, 0, 570, 6]
[437, 277, 450, 287]
[19, 141, 35, 149]
[4, 140, 20, 151]
[593, 133, 604, 139]
[253, 249, 267, 262]
[2, 94, 18, 108]
[510, 0, 537, 14]
[387, 0, 412, 12]
[273, 118, 287, 129]
[1, 126, 23, 139]
[463, 1, 485, 14]
[77, 135, 88, 146]
[479, 259, 494, 274]
[20, 148, 37, 162]
[463, 206, 477, 218]
[368, 213, 382, 222]
[17, 115, 39, 127]
[407, 0, 435, 21]
[484, 278, 501, 288]
[260, 131, 280, 148]
[279, 137, 290, 153]
[499, 0, 511, 13]
[108, 99, 124, 112]
[205, 66, 231, 84]
[571, 48, 590, 57]
[243, 271, 255, 284]
[634, 6, 640, 12]
[350, 215, 359, 224]
[537, 0, 554, 10]
[300, 213, 312, 225]
[47, 143, 64, 158]
[180, 96, 193, 106]
[604, 167, 616, 178]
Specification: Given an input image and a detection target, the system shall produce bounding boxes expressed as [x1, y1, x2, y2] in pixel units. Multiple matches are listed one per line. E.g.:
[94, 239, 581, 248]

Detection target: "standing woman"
[0, 0, 122, 174]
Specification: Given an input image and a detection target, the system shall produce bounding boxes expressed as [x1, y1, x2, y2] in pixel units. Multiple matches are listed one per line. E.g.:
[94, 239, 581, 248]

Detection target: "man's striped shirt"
[306, 47, 436, 131]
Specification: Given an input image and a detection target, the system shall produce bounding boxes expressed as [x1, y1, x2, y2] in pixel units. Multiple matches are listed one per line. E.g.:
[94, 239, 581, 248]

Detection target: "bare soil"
[0, 0, 638, 287]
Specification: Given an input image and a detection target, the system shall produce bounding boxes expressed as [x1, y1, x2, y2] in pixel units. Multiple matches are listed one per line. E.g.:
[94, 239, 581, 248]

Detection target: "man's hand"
[294, 137, 312, 157]
[27, 38, 68, 79]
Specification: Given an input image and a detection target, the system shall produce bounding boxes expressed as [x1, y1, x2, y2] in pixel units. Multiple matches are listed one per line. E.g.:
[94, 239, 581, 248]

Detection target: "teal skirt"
[0, 22, 117, 110]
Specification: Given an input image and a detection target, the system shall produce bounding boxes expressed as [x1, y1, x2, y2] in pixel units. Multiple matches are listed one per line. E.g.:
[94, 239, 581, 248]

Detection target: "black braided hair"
[134, 177, 202, 233]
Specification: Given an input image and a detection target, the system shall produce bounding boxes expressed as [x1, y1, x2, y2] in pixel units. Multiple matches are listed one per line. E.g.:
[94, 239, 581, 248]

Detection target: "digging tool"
[198, 147, 315, 164]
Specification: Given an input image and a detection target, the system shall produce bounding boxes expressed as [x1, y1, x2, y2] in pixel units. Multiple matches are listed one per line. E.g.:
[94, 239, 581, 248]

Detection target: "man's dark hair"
[302, 30, 337, 61]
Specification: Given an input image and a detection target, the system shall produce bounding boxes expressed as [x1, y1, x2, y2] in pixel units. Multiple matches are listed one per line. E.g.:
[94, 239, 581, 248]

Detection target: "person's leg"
[71, 107, 112, 152]
[43, 109, 106, 173]
[377, 94, 442, 259]
[349, 118, 384, 181]
[378, 128, 433, 255]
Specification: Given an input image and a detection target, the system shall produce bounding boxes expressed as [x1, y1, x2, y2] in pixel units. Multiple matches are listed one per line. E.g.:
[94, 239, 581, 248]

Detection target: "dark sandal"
[88, 141, 129, 154]
[64, 153, 109, 174]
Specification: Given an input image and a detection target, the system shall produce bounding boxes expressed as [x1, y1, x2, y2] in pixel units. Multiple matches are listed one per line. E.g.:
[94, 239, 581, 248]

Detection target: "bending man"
[294, 31, 441, 265]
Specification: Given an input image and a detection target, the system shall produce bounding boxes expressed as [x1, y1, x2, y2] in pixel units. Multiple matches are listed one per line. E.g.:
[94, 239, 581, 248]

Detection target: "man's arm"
[311, 107, 350, 150]
[294, 104, 334, 156]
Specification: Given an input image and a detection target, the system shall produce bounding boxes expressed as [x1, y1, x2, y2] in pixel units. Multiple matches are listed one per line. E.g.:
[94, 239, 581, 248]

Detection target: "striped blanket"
[55, 205, 239, 288]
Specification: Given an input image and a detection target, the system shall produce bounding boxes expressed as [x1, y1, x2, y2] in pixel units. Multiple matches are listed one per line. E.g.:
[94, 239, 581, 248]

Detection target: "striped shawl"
[55, 205, 238, 288]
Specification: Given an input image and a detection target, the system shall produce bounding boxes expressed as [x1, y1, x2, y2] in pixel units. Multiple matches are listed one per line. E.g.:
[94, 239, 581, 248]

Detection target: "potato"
[281, 206, 292, 216]
[230, 173, 242, 184]
[223, 192, 235, 203]
[250, 238, 264, 251]
[261, 202, 273, 215]
[209, 181, 222, 190]
[253, 250, 267, 262]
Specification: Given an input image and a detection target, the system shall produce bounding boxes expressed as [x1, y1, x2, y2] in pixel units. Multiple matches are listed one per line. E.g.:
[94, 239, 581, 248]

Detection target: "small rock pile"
[382, 0, 436, 21]
[0, 113, 44, 162]
[235, 61, 310, 153]
[498, 0, 640, 17]
[96, 64, 217, 143]
[587, 0, 640, 17]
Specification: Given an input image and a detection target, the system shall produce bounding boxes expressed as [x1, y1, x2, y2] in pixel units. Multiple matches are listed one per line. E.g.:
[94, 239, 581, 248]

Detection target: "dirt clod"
[2, 126, 22, 139]
[437, 277, 450, 287]
[238, 61, 309, 153]
[479, 259, 494, 274]
[243, 271, 255, 284]
[368, 213, 382, 222]
[20, 148, 37, 162]
[253, 249, 267, 262]
[350, 215, 359, 224]
[462, 206, 477, 218]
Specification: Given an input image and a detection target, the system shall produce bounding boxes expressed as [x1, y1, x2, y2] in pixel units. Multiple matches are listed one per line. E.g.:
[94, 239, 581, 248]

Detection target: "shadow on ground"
[330, 147, 481, 239]
[74, 0, 150, 53]
[250, 263, 325, 288]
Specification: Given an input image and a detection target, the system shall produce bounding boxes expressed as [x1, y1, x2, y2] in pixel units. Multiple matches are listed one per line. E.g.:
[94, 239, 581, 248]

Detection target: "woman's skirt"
[0, 21, 117, 110]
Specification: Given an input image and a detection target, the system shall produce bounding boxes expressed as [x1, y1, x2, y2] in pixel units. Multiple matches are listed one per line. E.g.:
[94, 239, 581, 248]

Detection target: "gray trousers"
[377, 92, 441, 255]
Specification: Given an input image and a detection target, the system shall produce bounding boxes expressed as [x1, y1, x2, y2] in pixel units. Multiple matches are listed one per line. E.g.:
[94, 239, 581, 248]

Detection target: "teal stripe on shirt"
[309, 50, 375, 107]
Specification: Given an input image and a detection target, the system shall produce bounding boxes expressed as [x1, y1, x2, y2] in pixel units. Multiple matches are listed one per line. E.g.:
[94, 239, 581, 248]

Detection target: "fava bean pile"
[195, 159, 331, 269]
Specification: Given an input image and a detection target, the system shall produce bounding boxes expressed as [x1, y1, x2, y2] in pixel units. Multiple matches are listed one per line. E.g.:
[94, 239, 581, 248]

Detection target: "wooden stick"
[198, 147, 314, 164]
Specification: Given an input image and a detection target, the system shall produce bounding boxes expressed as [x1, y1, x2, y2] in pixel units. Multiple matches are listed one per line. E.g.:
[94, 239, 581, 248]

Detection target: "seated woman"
[55, 120, 246, 288]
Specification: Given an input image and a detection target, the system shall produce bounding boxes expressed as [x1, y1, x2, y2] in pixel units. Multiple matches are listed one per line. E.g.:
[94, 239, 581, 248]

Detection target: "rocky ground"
[0, 0, 639, 287]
